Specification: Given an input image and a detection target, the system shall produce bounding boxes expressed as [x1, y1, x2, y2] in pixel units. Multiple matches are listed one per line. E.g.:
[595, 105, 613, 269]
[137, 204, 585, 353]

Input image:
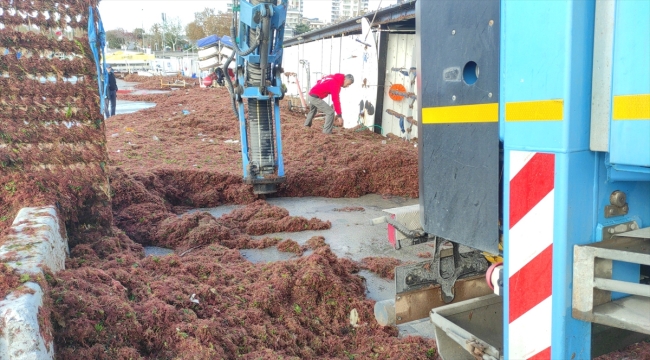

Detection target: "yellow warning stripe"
[613, 94, 650, 120]
[422, 103, 498, 124]
[505, 99, 563, 122]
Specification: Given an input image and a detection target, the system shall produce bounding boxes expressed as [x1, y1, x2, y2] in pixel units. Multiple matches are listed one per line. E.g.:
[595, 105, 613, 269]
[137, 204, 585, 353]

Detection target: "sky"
[97, 0, 397, 32]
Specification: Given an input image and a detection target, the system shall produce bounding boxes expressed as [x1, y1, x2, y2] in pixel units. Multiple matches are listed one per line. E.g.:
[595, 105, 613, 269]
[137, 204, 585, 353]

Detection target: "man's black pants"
[108, 90, 117, 117]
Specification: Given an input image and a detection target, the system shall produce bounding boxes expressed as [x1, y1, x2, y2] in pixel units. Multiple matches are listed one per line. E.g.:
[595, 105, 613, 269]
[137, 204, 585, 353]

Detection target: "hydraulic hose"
[230, 25, 261, 57]
[258, 13, 271, 91]
[222, 49, 238, 117]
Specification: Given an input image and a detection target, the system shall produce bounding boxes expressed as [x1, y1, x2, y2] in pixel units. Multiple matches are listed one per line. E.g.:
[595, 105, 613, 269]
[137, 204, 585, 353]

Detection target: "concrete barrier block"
[0, 283, 54, 360]
[0, 206, 68, 274]
[0, 206, 68, 360]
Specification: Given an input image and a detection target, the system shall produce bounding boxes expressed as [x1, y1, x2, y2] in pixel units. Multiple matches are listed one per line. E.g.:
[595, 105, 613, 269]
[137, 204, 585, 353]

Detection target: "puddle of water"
[359, 269, 395, 302]
[144, 246, 174, 257]
[239, 247, 313, 263]
[116, 100, 156, 115]
[116, 79, 138, 89]
[129, 89, 170, 95]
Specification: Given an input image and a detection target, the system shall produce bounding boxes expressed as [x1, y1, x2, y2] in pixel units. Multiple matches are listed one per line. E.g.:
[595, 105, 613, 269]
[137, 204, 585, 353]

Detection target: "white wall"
[283, 33, 379, 129]
[380, 33, 418, 139]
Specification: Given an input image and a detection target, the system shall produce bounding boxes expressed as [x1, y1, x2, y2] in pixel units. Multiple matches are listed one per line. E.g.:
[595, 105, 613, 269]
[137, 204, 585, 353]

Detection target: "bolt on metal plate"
[602, 221, 639, 241]
[605, 204, 629, 218]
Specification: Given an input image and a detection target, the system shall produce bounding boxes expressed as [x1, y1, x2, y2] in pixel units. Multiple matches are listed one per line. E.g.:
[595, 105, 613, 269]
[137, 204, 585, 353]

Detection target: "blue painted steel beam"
[238, 102, 250, 178]
[502, 0, 650, 358]
[274, 103, 284, 177]
[502, 1, 597, 359]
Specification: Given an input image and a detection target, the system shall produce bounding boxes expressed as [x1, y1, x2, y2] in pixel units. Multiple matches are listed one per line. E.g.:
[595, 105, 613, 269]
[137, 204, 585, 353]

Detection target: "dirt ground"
[4, 74, 647, 359]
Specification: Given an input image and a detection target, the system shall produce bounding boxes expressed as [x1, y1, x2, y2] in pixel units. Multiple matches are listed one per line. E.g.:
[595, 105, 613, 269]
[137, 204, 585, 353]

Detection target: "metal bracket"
[395, 240, 489, 303]
[605, 204, 629, 218]
[602, 220, 639, 241]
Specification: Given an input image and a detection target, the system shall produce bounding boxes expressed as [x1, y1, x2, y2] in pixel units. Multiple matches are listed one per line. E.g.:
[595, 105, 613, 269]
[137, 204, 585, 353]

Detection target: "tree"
[149, 23, 162, 51]
[294, 23, 310, 35]
[133, 28, 145, 49]
[163, 17, 184, 51]
[185, 8, 233, 43]
[106, 30, 124, 49]
[105, 28, 134, 49]
[185, 22, 205, 43]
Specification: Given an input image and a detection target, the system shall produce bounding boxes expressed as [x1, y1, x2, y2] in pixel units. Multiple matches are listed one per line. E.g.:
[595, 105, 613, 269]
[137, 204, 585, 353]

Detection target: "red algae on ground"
[277, 239, 303, 255]
[0, 264, 21, 299]
[360, 257, 403, 280]
[50, 241, 438, 359]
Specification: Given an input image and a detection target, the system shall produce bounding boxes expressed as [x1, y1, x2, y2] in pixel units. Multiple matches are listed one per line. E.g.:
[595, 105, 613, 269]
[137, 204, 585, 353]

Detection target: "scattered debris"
[334, 206, 365, 212]
[350, 308, 360, 327]
[189, 293, 200, 304]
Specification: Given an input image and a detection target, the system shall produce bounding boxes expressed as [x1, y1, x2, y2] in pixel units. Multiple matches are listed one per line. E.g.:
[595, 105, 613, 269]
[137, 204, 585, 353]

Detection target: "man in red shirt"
[304, 73, 354, 134]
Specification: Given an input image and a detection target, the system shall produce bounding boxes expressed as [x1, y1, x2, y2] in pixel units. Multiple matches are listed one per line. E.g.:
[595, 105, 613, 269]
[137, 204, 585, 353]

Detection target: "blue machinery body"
[413, 0, 649, 358]
[226, 0, 287, 194]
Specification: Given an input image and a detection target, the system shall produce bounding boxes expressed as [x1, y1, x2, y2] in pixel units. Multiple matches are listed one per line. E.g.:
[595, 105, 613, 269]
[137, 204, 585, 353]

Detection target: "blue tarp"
[219, 35, 233, 48]
[197, 35, 220, 48]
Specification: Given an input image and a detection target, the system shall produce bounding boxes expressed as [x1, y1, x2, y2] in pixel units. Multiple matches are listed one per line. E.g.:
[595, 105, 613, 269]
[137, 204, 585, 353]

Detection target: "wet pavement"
[116, 79, 138, 89]
[113, 78, 162, 115]
[115, 100, 156, 115]
[144, 246, 174, 257]
[198, 195, 427, 302]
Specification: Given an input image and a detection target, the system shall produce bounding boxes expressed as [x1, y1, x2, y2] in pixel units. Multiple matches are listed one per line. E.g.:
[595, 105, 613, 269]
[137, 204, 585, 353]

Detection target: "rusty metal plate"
[394, 274, 493, 324]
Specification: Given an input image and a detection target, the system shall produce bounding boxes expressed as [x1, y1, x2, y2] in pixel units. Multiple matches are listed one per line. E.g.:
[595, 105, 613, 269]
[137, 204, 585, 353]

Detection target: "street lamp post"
[141, 9, 144, 52]
[162, 13, 166, 58]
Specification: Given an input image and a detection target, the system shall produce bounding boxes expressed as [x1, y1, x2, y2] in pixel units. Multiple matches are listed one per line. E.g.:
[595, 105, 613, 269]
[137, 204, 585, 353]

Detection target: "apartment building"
[286, 7, 303, 29]
[305, 17, 327, 30]
[287, 0, 304, 13]
[331, 0, 369, 23]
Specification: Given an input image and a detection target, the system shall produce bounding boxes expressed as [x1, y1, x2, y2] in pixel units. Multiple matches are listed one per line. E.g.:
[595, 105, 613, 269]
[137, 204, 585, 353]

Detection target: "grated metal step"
[573, 228, 650, 335]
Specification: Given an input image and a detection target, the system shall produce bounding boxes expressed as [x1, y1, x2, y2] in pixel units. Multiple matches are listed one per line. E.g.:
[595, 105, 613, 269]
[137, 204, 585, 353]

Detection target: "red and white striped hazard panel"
[508, 151, 555, 360]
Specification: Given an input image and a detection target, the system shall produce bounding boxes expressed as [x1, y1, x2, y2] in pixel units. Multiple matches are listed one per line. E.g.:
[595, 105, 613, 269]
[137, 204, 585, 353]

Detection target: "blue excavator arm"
[224, 0, 288, 194]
